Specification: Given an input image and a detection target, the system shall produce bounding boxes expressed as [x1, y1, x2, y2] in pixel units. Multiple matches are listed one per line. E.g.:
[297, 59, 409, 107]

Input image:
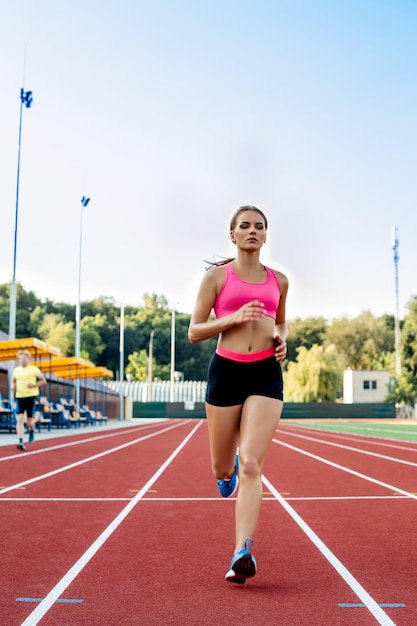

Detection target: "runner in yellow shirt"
[11, 349, 47, 451]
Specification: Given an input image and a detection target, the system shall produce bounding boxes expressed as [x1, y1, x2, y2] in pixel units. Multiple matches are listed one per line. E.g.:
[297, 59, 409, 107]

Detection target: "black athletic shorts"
[205, 353, 284, 407]
[16, 396, 37, 417]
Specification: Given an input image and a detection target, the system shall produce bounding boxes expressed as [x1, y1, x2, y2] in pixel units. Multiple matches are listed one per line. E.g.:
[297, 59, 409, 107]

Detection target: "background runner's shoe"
[16, 443, 26, 451]
[28, 430, 35, 443]
[225, 537, 257, 584]
[217, 454, 239, 497]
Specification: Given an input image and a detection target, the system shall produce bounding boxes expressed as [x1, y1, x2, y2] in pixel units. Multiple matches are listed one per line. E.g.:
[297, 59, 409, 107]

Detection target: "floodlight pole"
[147, 330, 154, 402]
[170, 307, 176, 402]
[392, 227, 401, 379]
[119, 303, 125, 420]
[75, 196, 90, 409]
[8, 88, 33, 397]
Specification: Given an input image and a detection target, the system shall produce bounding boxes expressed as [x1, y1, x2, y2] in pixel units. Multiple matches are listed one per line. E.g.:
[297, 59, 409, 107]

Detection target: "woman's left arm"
[273, 271, 289, 362]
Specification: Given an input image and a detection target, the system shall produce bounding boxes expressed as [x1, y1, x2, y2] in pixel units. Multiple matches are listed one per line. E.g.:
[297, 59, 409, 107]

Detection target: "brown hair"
[206, 205, 268, 270]
[229, 205, 268, 231]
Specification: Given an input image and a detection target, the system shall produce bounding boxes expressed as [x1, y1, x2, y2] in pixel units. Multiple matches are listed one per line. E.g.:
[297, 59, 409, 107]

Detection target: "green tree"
[401, 296, 417, 378]
[80, 316, 106, 361]
[326, 311, 394, 370]
[284, 345, 343, 402]
[286, 317, 328, 363]
[0, 282, 41, 336]
[37, 313, 74, 356]
[126, 349, 169, 381]
[387, 372, 416, 405]
[388, 295, 417, 405]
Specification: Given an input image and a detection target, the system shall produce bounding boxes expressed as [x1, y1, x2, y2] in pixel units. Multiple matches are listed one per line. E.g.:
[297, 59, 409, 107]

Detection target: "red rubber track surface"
[0, 419, 416, 625]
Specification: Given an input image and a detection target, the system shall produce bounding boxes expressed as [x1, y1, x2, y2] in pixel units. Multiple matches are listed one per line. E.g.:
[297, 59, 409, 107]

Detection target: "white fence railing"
[106, 380, 207, 403]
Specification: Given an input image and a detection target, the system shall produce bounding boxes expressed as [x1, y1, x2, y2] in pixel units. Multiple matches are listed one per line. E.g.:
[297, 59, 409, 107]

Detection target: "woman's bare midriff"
[218, 317, 275, 354]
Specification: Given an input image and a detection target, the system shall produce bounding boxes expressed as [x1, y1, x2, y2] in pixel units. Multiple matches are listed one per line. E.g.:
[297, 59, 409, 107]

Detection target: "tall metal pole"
[119, 303, 125, 420]
[170, 308, 176, 402]
[147, 330, 154, 402]
[8, 88, 33, 397]
[392, 226, 401, 379]
[75, 196, 90, 408]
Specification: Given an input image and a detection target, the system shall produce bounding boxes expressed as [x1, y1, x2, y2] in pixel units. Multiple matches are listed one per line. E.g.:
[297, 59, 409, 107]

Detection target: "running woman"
[188, 205, 288, 583]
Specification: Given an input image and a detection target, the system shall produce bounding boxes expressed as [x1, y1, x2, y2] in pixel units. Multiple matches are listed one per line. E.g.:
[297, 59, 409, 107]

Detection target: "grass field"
[283, 419, 417, 443]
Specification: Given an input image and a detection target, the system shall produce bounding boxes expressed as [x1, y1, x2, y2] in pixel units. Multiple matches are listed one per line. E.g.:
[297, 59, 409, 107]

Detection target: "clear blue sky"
[1, 1, 416, 321]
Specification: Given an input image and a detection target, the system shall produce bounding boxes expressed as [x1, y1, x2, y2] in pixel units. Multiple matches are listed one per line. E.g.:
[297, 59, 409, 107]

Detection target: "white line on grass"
[20, 420, 202, 626]
[262, 474, 396, 626]
[279, 421, 417, 444]
[0, 421, 187, 496]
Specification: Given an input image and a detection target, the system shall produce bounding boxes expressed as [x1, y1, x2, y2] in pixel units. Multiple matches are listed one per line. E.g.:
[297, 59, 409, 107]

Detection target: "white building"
[343, 369, 391, 404]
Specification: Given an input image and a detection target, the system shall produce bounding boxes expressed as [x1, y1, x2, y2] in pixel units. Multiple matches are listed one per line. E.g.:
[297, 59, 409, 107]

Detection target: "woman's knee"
[211, 459, 235, 480]
[238, 454, 261, 480]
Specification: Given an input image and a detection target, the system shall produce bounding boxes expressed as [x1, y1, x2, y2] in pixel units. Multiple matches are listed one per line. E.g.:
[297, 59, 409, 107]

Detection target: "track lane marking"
[339, 603, 405, 608]
[0, 421, 176, 462]
[280, 425, 417, 451]
[262, 474, 396, 626]
[0, 421, 187, 496]
[274, 438, 417, 501]
[279, 430, 417, 468]
[20, 420, 202, 626]
[288, 424, 417, 437]
[1, 494, 414, 502]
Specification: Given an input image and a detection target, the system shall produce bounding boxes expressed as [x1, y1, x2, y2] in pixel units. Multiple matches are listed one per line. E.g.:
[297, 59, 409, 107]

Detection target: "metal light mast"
[392, 227, 401, 379]
[75, 195, 90, 408]
[170, 307, 176, 402]
[119, 303, 125, 421]
[9, 88, 33, 341]
[8, 88, 33, 397]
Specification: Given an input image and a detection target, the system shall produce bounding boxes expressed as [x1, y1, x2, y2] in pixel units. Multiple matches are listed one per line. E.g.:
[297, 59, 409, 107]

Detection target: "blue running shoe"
[28, 430, 35, 443]
[217, 454, 239, 497]
[225, 537, 257, 584]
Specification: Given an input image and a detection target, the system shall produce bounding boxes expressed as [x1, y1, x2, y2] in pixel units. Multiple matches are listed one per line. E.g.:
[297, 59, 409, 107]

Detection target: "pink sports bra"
[214, 263, 280, 320]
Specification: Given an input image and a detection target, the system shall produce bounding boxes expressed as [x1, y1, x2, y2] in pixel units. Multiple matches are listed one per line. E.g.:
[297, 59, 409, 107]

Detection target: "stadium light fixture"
[392, 227, 401, 379]
[8, 88, 33, 397]
[75, 196, 90, 408]
[119, 302, 125, 420]
[170, 307, 176, 402]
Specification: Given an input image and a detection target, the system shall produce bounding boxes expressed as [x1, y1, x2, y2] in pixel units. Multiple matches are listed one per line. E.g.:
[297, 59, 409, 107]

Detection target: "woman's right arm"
[188, 269, 232, 344]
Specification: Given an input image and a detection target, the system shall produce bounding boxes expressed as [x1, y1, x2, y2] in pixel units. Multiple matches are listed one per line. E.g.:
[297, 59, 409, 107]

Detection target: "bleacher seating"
[0, 394, 109, 432]
[33, 410, 52, 432]
[0, 396, 16, 432]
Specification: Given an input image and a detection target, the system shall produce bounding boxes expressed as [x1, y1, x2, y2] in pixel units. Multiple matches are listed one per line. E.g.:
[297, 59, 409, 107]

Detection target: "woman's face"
[231, 210, 267, 250]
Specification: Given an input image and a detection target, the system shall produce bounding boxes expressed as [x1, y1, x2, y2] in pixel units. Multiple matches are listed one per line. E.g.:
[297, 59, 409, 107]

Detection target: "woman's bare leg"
[205, 403, 241, 479]
[234, 396, 282, 551]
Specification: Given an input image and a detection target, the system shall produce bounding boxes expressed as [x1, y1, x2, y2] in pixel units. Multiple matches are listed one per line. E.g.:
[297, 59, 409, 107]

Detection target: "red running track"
[0, 419, 416, 625]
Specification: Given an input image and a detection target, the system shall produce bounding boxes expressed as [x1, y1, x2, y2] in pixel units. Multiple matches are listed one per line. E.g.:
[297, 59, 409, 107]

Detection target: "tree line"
[1, 283, 416, 405]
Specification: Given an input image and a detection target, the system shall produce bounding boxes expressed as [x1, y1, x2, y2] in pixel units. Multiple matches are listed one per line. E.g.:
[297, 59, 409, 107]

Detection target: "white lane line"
[274, 439, 417, 502]
[0, 422, 173, 462]
[0, 421, 187, 496]
[20, 420, 202, 626]
[279, 430, 417, 467]
[0, 495, 414, 503]
[281, 424, 417, 451]
[262, 474, 396, 626]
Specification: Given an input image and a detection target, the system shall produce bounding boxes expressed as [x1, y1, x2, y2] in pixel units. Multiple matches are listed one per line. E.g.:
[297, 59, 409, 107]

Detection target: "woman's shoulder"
[267, 267, 289, 290]
[200, 262, 227, 288]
